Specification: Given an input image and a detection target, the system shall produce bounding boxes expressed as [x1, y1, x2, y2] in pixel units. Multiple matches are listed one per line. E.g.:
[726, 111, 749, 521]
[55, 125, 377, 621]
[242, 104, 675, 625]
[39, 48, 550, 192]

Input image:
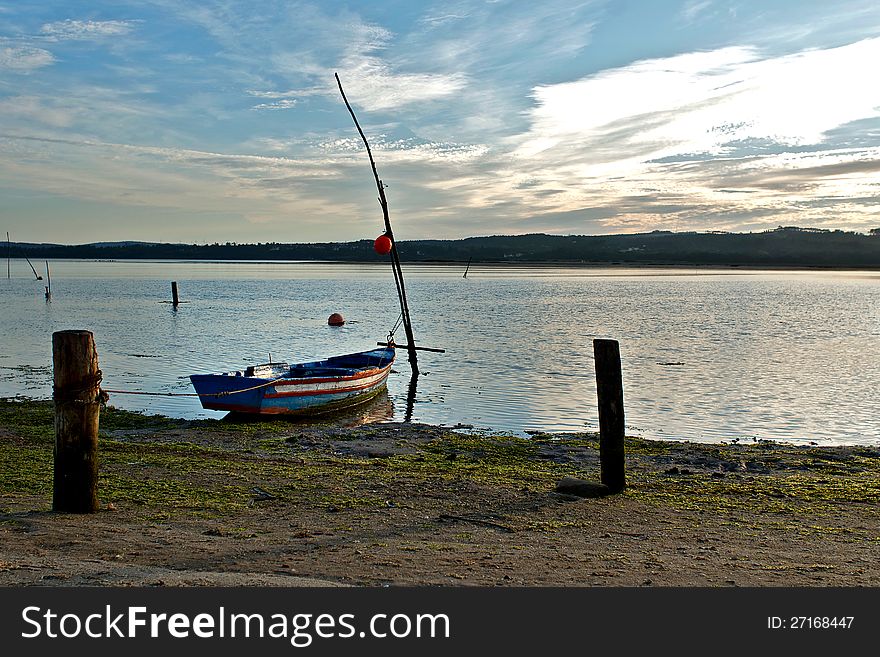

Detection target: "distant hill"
[88, 241, 156, 248]
[7, 227, 880, 268]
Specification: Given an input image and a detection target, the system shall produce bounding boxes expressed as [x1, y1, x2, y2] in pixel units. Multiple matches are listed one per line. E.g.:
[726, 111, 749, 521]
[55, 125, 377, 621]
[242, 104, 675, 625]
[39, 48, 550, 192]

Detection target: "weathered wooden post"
[594, 338, 626, 492]
[52, 330, 101, 513]
[171, 281, 180, 307]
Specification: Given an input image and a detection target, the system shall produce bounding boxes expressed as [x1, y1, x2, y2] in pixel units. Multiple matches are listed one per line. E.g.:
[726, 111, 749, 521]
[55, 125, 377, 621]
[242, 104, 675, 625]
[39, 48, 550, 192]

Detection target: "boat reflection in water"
[336, 369, 419, 426]
[219, 385, 395, 428]
[339, 385, 396, 427]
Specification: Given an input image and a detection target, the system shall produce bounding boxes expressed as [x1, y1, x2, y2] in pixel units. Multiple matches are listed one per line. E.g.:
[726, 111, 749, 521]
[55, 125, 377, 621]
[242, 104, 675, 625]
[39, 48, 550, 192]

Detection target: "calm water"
[1, 260, 878, 445]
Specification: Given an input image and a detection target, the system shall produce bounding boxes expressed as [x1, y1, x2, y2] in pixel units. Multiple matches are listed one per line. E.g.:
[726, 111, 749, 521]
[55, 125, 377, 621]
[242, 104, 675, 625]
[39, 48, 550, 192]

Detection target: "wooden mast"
[335, 73, 419, 375]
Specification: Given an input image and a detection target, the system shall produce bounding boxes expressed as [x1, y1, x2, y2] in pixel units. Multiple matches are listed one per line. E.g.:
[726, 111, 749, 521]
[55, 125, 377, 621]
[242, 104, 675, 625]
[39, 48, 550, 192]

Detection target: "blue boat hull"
[190, 347, 395, 415]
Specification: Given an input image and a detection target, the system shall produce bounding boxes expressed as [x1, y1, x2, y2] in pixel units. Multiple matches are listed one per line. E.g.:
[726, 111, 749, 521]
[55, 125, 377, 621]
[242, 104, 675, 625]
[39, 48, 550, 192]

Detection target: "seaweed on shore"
[1, 398, 879, 534]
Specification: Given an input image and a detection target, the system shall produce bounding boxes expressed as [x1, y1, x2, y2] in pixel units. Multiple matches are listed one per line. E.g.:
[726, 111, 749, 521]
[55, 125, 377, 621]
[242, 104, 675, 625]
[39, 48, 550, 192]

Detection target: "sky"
[1, 0, 880, 244]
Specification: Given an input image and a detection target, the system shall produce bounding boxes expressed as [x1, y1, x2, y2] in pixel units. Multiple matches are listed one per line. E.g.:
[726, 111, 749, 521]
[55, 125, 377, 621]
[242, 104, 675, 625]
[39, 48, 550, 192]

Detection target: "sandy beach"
[1, 398, 879, 587]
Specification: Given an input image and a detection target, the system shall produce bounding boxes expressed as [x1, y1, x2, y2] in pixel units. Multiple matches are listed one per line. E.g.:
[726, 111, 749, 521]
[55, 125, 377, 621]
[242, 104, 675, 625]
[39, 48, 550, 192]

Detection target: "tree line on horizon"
[7, 226, 880, 267]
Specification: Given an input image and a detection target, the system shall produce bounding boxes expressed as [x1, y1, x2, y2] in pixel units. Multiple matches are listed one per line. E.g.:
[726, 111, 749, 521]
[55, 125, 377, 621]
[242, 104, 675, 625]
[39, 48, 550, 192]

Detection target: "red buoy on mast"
[374, 234, 392, 255]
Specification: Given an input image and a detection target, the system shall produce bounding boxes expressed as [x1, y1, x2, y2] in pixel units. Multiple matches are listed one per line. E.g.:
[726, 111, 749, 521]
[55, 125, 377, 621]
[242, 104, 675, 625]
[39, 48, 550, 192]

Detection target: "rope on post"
[53, 330, 101, 513]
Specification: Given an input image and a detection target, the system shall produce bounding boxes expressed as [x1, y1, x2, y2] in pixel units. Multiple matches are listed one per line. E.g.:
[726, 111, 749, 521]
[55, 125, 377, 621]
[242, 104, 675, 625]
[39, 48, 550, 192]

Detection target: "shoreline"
[9, 256, 880, 271]
[2, 398, 879, 587]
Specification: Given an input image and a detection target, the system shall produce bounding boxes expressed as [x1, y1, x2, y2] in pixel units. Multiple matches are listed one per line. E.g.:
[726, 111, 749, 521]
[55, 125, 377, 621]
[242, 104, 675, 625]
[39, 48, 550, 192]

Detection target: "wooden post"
[52, 330, 101, 513]
[171, 281, 179, 307]
[594, 338, 626, 492]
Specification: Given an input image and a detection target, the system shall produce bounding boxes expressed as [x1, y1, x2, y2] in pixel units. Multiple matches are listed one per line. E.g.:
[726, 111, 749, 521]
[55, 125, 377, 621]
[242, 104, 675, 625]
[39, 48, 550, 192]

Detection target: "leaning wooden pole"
[25, 255, 41, 280]
[53, 330, 102, 512]
[335, 72, 419, 374]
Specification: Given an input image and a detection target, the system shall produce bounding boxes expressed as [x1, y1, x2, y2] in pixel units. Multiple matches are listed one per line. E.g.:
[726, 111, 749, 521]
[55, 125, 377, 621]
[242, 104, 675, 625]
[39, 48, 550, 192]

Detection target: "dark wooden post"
[52, 330, 101, 513]
[594, 338, 626, 492]
[171, 281, 179, 307]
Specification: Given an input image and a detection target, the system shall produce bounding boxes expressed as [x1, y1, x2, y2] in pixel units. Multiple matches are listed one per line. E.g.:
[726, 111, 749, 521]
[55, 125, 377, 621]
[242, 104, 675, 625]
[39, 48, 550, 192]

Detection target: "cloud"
[153, 1, 466, 113]
[498, 38, 880, 232]
[247, 89, 301, 110]
[0, 131, 369, 238]
[319, 134, 490, 164]
[0, 95, 71, 126]
[519, 38, 880, 160]
[0, 45, 55, 71]
[680, 0, 714, 23]
[418, 12, 470, 28]
[333, 57, 466, 112]
[40, 19, 137, 40]
[4, 2, 879, 240]
[251, 99, 298, 110]
[407, 0, 598, 75]
[246, 90, 298, 99]
[275, 15, 468, 112]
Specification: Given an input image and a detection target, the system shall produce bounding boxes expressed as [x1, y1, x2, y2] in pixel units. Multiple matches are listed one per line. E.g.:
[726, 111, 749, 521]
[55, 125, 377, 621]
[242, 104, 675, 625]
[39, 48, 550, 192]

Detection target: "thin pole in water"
[6, 232, 9, 279]
[25, 255, 41, 280]
[335, 72, 419, 375]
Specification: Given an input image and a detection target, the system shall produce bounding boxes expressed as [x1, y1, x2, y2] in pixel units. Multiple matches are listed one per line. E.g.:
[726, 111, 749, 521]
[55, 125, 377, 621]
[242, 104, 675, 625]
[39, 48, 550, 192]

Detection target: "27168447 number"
[768, 617, 854, 629]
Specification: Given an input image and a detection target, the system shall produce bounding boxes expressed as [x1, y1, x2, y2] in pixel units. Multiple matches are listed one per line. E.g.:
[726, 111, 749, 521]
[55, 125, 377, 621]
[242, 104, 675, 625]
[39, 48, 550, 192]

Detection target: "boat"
[189, 346, 395, 415]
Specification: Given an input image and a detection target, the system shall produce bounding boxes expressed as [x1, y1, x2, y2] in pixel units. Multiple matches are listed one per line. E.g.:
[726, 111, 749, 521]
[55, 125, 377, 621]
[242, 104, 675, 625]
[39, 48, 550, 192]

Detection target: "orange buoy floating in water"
[374, 234, 392, 255]
[328, 313, 345, 326]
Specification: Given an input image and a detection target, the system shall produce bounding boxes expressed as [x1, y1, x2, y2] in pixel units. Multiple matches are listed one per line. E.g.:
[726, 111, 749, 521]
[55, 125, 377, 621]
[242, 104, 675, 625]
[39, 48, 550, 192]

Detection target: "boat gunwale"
[263, 366, 392, 399]
[267, 361, 392, 387]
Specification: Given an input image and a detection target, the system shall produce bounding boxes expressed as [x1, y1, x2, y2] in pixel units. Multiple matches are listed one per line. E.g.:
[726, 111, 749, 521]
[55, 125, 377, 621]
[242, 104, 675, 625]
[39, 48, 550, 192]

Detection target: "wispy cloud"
[680, 0, 714, 24]
[408, 1, 598, 74]
[273, 14, 468, 112]
[3, 1, 880, 241]
[0, 95, 70, 126]
[0, 132, 365, 237]
[250, 99, 298, 111]
[246, 90, 298, 99]
[0, 45, 55, 71]
[156, 1, 467, 113]
[40, 19, 137, 40]
[497, 38, 880, 232]
[418, 12, 471, 28]
[333, 57, 467, 112]
[518, 38, 880, 161]
[319, 134, 490, 164]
